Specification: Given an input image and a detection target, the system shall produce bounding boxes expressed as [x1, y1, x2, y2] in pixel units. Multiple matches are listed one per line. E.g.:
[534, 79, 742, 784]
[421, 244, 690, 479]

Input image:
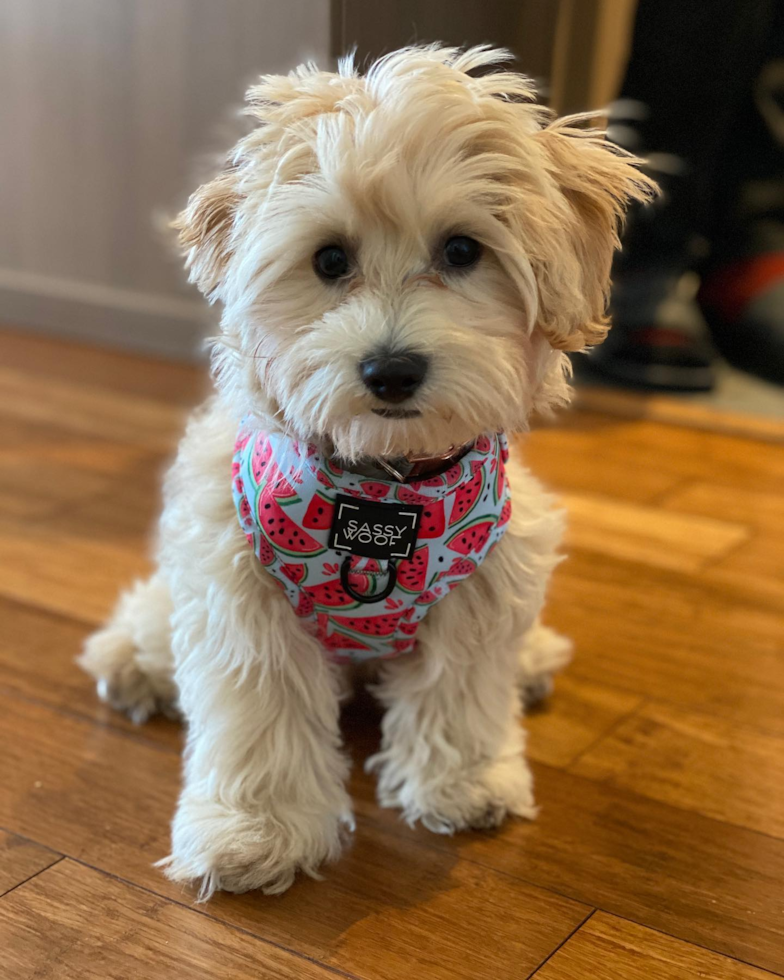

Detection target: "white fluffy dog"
[81, 45, 654, 898]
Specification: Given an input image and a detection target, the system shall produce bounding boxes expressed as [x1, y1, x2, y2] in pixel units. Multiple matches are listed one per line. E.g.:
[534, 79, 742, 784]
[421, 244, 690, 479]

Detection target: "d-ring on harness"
[340, 556, 398, 603]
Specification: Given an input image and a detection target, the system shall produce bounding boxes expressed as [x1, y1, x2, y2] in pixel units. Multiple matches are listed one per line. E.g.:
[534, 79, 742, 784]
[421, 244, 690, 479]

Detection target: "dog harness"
[232, 427, 511, 663]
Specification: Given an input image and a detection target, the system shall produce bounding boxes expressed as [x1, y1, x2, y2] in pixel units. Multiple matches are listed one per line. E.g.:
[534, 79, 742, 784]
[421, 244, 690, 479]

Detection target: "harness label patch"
[330, 494, 422, 560]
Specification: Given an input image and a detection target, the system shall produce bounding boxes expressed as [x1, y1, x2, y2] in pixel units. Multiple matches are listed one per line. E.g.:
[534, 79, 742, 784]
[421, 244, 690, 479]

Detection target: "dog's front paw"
[159, 796, 354, 898]
[369, 752, 536, 834]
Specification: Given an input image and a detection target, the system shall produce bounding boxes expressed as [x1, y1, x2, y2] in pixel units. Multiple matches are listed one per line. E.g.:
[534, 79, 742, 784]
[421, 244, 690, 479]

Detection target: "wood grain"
[533, 912, 779, 979]
[0, 515, 152, 623]
[561, 491, 750, 573]
[0, 329, 205, 407]
[0, 832, 59, 897]
[572, 703, 784, 838]
[548, 551, 784, 734]
[350, 761, 784, 974]
[0, 693, 589, 980]
[525, 673, 643, 769]
[526, 413, 784, 494]
[0, 595, 181, 751]
[0, 860, 343, 980]
[0, 364, 187, 452]
[574, 384, 784, 444]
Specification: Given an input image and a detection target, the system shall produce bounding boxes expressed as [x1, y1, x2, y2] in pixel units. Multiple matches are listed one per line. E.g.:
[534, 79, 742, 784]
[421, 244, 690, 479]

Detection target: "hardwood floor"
[1, 328, 782, 979]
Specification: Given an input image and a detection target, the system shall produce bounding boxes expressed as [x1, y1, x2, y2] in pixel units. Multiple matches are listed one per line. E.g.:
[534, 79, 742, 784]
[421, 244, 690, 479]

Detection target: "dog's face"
[177, 46, 654, 460]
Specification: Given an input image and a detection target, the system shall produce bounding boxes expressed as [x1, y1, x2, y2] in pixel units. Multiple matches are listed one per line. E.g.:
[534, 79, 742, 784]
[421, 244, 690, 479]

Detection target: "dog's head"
[175, 45, 655, 460]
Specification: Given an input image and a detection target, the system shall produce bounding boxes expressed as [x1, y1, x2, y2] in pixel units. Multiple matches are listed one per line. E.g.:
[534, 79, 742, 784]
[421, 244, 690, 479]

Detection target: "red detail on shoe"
[634, 327, 691, 348]
[700, 254, 784, 322]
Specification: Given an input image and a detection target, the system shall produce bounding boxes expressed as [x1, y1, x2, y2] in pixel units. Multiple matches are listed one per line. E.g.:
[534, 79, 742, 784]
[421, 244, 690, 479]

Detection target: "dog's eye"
[314, 245, 350, 280]
[443, 236, 482, 269]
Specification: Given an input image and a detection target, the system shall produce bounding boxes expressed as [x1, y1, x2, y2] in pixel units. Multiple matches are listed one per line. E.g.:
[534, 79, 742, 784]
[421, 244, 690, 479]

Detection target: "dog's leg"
[80, 572, 177, 723]
[161, 590, 353, 898]
[368, 466, 566, 832]
[368, 586, 535, 832]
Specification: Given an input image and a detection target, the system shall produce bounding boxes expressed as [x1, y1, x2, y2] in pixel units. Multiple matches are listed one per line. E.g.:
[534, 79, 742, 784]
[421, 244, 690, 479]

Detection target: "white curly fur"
[80, 44, 655, 898]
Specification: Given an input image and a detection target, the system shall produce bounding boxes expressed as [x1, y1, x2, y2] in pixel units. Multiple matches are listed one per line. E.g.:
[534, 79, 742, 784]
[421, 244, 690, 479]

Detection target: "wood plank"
[0, 364, 187, 451]
[0, 693, 590, 980]
[574, 384, 784, 445]
[0, 595, 181, 752]
[571, 703, 784, 839]
[561, 492, 750, 573]
[533, 912, 778, 980]
[526, 413, 784, 494]
[523, 427, 682, 503]
[0, 415, 166, 521]
[661, 480, 784, 531]
[0, 515, 152, 623]
[0, 860, 342, 980]
[661, 480, 784, 602]
[349, 761, 784, 975]
[525, 674, 643, 769]
[548, 552, 784, 734]
[0, 831, 60, 897]
[0, 329, 206, 407]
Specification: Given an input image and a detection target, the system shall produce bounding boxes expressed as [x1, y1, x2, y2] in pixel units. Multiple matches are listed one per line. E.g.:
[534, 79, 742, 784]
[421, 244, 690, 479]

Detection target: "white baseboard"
[0, 268, 212, 361]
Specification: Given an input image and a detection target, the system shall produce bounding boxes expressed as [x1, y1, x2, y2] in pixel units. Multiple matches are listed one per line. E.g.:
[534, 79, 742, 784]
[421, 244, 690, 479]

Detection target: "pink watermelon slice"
[257, 494, 325, 557]
[360, 480, 390, 501]
[302, 491, 334, 530]
[257, 535, 275, 566]
[398, 620, 419, 636]
[268, 470, 300, 501]
[321, 629, 372, 652]
[442, 556, 477, 578]
[396, 545, 429, 594]
[396, 486, 445, 537]
[443, 462, 464, 487]
[492, 459, 505, 505]
[475, 434, 492, 454]
[446, 515, 495, 555]
[413, 473, 446, 489]
[331, 611, 405, 637]
[498, 498, 511, 528]
[415, 588, 443, 605]
[396, 486, 431, 505]
[393, 638, 416, 653]
[251, 437, 273, 484]
[281, 562, 307, 585]
[418, 499, 445, 539]
[250, 436, 299, 499]
[448, 461, 485, 526]
[305, 579, 358, 609]
[316, 469, 335, 489]
[294, 592, 314, 617]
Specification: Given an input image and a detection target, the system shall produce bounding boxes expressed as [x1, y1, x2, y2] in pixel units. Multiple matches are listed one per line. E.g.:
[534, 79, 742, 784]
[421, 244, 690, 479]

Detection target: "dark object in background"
[589, 0, 784, 390]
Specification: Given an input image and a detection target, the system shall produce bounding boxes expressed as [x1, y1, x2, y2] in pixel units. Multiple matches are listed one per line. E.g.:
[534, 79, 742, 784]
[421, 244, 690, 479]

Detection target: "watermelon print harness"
[232, 428, 511, 663]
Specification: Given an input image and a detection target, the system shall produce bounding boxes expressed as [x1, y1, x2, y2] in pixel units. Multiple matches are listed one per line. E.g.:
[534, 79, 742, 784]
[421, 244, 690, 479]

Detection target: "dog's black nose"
[360, 350, 428, 403]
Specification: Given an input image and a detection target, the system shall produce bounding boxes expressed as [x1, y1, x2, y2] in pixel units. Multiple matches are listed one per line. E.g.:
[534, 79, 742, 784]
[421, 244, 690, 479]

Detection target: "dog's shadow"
[209, 684, 467, 967]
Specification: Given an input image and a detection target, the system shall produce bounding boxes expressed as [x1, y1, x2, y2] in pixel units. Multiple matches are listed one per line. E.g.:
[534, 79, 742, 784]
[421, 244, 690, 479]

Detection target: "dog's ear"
[532, 119, 657, 350]
[172, 163, 241, 302]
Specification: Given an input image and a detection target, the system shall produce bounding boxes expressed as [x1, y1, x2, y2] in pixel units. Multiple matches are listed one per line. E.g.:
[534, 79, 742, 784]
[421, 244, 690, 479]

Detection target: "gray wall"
[0, 0, 331, 358]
